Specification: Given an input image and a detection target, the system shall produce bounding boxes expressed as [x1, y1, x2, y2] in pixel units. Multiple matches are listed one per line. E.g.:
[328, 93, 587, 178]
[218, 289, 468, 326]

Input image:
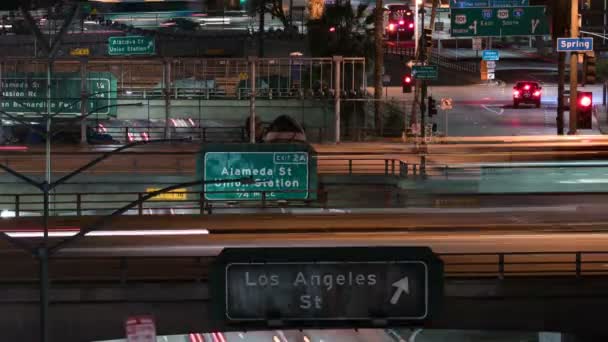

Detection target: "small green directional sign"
[412, 65, 439, 80]
[108, 36, 155, 56]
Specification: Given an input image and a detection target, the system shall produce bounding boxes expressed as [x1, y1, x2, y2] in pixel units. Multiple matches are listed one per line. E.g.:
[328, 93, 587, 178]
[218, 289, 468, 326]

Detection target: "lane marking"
[482, 104, 505, 115]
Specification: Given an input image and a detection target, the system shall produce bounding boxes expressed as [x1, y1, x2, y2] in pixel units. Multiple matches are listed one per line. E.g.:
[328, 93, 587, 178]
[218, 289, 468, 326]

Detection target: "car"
[385, 4, 415, 41]
[513, 81, 542, 108]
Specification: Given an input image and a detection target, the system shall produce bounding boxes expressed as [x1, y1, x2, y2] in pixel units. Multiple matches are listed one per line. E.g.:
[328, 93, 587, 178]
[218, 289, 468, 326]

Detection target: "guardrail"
[442, 251, 608, 278]
[0, 158, 431, 217]
[384, 46, 478, 73]
[2, 251, 607, 283]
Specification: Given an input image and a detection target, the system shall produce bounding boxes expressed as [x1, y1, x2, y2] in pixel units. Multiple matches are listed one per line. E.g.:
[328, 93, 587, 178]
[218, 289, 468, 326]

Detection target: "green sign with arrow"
[0, 72, 117, 116]
[450, 6, 550, 37]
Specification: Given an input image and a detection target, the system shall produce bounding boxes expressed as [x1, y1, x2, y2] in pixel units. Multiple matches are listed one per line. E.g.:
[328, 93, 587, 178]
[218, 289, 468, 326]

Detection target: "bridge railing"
[0, 57, 366, 102]
[442, 251, 608, 278]
[0, 158, 438, 217]
[384, 46, 479, 73]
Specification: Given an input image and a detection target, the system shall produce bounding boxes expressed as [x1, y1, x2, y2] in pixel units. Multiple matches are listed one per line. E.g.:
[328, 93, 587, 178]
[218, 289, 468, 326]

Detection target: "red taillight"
[533, 91, 541, 97]
[579, 96, 592, 107]
[408, 23, 414, 28]
[399, 20, 405, 25]
[329, 26, 336, 32]
[524, 84, 530, 90]
[513, 90, 520, 97]
[388, 23, 395, 31]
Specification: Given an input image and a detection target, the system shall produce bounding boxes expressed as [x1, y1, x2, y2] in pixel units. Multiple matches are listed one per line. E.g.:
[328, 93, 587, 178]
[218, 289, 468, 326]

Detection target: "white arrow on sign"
[390, 276, 410, 305]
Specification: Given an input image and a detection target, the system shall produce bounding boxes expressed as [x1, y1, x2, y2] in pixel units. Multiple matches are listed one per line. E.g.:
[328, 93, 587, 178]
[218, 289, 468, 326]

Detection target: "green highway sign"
[0, 72, 117, 116]
[412, 65, 439, 80]
[450, 6, 550, 37]
[450, 0, 529, 8]
[198, 144, 317, 201]
[108, 36, 155, 56]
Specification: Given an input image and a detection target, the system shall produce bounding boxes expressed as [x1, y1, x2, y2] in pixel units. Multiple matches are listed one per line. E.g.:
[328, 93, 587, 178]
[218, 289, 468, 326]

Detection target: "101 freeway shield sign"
[450, 6, 550, 37]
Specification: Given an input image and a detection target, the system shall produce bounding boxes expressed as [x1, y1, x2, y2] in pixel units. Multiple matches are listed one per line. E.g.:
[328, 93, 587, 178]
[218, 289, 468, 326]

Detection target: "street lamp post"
[0, 137, 254, 342]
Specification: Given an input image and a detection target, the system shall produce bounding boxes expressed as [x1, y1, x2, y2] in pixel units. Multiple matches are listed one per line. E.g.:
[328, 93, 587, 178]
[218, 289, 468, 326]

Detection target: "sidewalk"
[594, 104, 608, 134]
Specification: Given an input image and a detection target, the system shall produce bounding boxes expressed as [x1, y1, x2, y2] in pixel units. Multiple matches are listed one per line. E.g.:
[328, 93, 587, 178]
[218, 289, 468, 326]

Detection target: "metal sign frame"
[224, 261, 430, 321]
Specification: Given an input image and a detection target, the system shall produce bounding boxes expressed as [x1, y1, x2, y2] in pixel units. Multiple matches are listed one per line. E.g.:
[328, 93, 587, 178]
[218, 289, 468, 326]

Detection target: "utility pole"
[374, 0, 384, 136]
[418, 0, 438, 142]
[419, 5, 427, 141]
[554, 0, 568, 135]
[258, 0, 265, 57]
[557, 52, 566, 134]
[568, 0, 579, 134]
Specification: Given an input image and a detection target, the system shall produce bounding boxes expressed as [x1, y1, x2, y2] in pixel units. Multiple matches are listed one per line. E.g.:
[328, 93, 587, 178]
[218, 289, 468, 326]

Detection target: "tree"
[307, 3, 375, 58]
[247, 0, 291, 30]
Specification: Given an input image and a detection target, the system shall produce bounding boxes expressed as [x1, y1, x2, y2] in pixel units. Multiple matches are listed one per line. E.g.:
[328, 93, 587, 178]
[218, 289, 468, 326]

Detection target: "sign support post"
[569, 0, 579, 135]
[79, 58, 88, 144]
[249, 57, 257, 143]
[334, 56, 342, 143]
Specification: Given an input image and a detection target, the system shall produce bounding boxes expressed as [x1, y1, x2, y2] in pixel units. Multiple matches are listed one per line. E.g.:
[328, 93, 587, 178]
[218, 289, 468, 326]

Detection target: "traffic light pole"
[418, 0, 438, 142]
[557, 52, 566, 135]
[568, 0, 579, 134]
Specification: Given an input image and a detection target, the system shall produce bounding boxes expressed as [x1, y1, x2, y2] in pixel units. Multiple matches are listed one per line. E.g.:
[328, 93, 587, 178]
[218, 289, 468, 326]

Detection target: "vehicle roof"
[514, 81, 541, 87]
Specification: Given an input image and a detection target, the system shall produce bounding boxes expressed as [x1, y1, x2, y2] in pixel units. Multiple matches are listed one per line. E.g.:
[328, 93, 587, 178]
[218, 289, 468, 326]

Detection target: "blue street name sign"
[450, 0, 529, 8]
[482, 50, 500, 61]
[556, 38, 594, 52]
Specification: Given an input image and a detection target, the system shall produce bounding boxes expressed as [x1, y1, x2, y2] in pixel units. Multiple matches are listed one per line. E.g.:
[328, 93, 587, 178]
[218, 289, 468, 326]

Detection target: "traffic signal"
[423, 28, 433, 48]
[427, 96, 437, 116]
[584, 53, 596, 84]
[402, 74, 413, 93]
[577, 91, 593, 129]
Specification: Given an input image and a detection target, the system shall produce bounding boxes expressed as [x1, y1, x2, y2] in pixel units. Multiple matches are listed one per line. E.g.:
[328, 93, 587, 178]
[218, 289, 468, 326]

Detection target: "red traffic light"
[403, 75, 412, 84]
[579, 95, 592, 107]
[329, 26, 336, 32]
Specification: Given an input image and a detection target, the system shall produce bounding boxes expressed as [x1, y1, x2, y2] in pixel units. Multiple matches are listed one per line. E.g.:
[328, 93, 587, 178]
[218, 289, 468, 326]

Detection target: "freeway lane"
[0, 231, 607, 281]
[380, 83, 604, 137]
[5, 140, 608, 175]
[48, 230, 608, 256]
[3, 209, 608, 234]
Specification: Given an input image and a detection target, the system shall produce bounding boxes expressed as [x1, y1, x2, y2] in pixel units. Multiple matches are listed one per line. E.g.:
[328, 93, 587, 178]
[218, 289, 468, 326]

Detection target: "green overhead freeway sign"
[108, 36, 155, 56]
[198, 143, 318, 201]
[450, 6, 550, 37]
[0, 72, 117, 116]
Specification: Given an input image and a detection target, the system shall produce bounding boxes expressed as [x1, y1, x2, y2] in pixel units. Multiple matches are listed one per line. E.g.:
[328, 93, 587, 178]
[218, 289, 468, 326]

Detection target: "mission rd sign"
[211, 247, 443, 329]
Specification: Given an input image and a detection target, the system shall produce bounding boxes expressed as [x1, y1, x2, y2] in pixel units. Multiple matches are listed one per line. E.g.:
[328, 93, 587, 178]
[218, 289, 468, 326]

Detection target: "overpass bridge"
[0, 213, 607, 341]
[0, 56, 366, 142]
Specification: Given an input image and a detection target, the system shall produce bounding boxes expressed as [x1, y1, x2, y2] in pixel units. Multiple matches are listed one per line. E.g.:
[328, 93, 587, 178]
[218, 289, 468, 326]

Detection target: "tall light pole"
[414, 0, 420, 55]
[568, 0, 579, 134]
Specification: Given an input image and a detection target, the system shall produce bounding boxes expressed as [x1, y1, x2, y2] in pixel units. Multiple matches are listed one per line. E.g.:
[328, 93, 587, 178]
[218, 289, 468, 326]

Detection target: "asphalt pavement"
[378, 82, 605, 136]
